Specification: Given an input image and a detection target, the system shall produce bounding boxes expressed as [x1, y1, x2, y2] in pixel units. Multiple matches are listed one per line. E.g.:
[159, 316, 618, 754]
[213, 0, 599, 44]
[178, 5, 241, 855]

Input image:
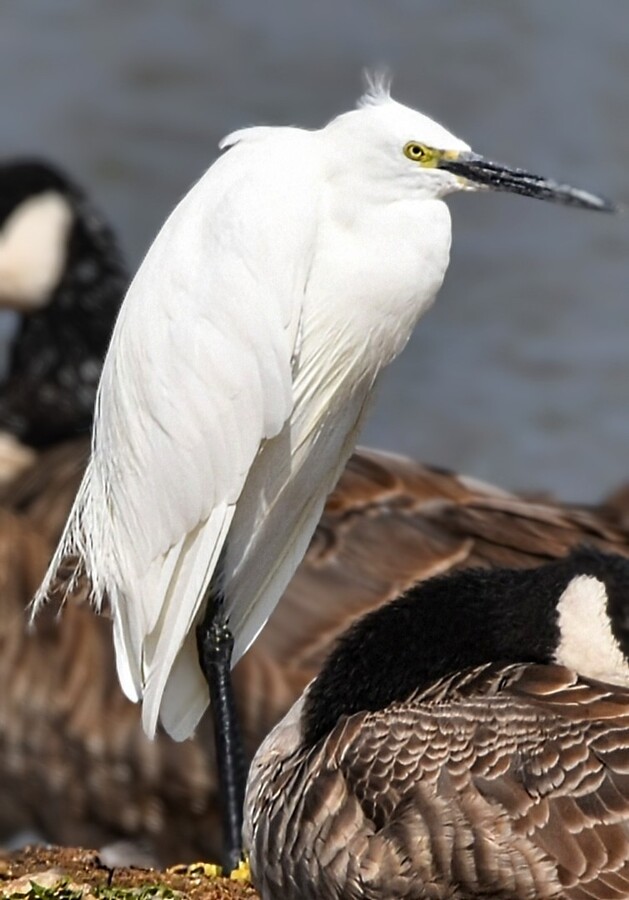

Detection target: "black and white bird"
[246, 547, 629, 900]
[0, 158, 127, 455]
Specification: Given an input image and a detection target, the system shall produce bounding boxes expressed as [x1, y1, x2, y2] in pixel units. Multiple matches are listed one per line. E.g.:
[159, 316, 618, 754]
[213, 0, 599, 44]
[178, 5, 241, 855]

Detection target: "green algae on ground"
[3, 879, 177, 900]
[0, 847, 258, 900]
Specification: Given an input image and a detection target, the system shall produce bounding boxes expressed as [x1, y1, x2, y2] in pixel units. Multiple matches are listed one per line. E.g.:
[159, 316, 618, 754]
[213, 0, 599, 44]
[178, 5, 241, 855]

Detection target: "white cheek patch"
[554, 574, 629, 686]
[0, 191, 73, 310]
[0, 431, 36, 484]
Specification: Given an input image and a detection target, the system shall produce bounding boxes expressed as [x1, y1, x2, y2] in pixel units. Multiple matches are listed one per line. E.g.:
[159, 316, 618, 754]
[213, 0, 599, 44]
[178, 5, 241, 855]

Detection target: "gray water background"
[0, 0, 627, 502]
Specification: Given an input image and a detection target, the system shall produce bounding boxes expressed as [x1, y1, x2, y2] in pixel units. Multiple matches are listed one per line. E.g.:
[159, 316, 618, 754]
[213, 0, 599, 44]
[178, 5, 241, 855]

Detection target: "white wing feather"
[36, 126, 322, 737]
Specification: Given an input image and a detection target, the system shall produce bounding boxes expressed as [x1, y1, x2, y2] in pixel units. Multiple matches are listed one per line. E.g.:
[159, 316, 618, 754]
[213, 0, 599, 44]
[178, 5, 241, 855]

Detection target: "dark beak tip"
[593, 196, 619, 215]
[441, 154, 618, 215]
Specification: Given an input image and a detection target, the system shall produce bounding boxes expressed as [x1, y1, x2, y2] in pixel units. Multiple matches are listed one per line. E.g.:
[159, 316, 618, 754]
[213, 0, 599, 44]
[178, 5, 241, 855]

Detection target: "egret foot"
[229, 857, 252, 881]
[167, 856, 251, 881]
[196, 602, 246, 875]
[167, 862, 223, 878]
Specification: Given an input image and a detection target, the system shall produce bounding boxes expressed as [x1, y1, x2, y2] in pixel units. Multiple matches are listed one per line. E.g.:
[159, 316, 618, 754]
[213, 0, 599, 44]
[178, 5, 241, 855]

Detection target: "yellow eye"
[403, 142, 430, 163]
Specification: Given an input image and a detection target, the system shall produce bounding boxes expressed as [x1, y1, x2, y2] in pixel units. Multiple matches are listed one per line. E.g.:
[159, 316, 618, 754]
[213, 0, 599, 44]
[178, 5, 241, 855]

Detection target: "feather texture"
[246, 662, 629, 900]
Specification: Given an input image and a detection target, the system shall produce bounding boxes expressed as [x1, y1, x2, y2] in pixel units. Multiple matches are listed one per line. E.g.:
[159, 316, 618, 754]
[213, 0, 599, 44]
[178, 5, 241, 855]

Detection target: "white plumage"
[36, 80, 605, 742]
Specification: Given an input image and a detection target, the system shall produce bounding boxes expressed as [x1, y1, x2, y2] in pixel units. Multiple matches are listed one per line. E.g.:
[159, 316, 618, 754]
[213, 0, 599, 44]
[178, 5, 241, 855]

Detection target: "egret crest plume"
[357, 68, 393, 107]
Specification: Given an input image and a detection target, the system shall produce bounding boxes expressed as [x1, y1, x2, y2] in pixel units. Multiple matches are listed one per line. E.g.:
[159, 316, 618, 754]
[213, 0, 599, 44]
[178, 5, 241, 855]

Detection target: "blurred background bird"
[0, 160, 126, 460]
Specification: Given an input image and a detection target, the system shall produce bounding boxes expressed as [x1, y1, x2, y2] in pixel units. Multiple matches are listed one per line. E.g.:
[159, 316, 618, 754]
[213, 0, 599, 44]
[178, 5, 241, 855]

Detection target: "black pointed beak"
[438, 152, 616, 213]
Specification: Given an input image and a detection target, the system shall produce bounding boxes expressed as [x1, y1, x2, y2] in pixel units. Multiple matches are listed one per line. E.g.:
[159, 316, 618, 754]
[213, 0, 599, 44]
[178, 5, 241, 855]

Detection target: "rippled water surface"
[1, 0, 627, 500]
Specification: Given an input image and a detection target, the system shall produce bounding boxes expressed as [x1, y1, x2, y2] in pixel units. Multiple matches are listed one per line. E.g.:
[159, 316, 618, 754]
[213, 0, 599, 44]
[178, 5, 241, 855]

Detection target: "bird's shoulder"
[116, 126, 323, 327]
[184, 125, 322, 221]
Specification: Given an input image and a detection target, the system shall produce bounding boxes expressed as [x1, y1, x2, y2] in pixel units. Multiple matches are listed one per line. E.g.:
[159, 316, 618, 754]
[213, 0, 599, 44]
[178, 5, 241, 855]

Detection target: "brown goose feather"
[1, 443, 629, 862]
[246, 664, 629, 900]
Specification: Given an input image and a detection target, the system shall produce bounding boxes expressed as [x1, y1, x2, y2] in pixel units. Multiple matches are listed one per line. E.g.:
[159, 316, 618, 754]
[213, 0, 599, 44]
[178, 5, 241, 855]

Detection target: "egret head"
[324, 79, 614, 212]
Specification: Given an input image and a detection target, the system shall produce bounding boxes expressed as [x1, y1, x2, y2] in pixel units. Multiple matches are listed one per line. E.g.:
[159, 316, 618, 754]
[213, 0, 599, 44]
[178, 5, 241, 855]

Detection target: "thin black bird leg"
[196, 592, 246, 873]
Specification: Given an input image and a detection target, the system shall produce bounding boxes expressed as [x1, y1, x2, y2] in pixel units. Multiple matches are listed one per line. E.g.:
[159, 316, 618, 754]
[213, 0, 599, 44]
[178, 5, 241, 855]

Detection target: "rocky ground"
[0, 846, 259, 900]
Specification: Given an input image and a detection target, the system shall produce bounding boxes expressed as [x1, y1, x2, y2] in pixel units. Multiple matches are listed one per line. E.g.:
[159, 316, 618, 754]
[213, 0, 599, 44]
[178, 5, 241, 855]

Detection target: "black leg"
[196, 597, 246, 873]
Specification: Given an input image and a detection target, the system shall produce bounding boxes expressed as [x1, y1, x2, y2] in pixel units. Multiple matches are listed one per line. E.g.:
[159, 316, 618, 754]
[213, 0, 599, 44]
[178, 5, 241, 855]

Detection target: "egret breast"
[302, 196, 452, 379]
[221, 196, 452, 662]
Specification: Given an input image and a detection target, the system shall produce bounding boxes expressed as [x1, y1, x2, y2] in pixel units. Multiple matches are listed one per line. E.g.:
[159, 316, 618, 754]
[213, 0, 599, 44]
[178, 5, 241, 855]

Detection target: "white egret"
[35, 78, 613, 868]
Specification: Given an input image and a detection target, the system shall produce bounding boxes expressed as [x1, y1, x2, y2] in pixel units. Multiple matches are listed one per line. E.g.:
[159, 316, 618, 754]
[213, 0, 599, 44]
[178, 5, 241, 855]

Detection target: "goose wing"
[323, 663, 629, 898]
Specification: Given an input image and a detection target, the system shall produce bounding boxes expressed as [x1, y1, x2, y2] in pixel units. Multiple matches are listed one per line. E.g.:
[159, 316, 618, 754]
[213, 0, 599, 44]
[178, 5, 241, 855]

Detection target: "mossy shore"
[0, 847, 259, 900]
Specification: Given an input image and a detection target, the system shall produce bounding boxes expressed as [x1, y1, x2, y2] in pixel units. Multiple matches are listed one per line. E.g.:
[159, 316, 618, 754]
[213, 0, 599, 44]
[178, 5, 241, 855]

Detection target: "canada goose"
[246, 547, 629, 900]
[33, 87, 612, 868]
[0, 158, 126, 455]
[3, 448, 629, 863]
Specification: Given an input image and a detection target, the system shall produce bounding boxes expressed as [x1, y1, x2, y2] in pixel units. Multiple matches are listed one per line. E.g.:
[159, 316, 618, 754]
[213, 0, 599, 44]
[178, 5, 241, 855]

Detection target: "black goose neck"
[301, 548, 624, 748]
